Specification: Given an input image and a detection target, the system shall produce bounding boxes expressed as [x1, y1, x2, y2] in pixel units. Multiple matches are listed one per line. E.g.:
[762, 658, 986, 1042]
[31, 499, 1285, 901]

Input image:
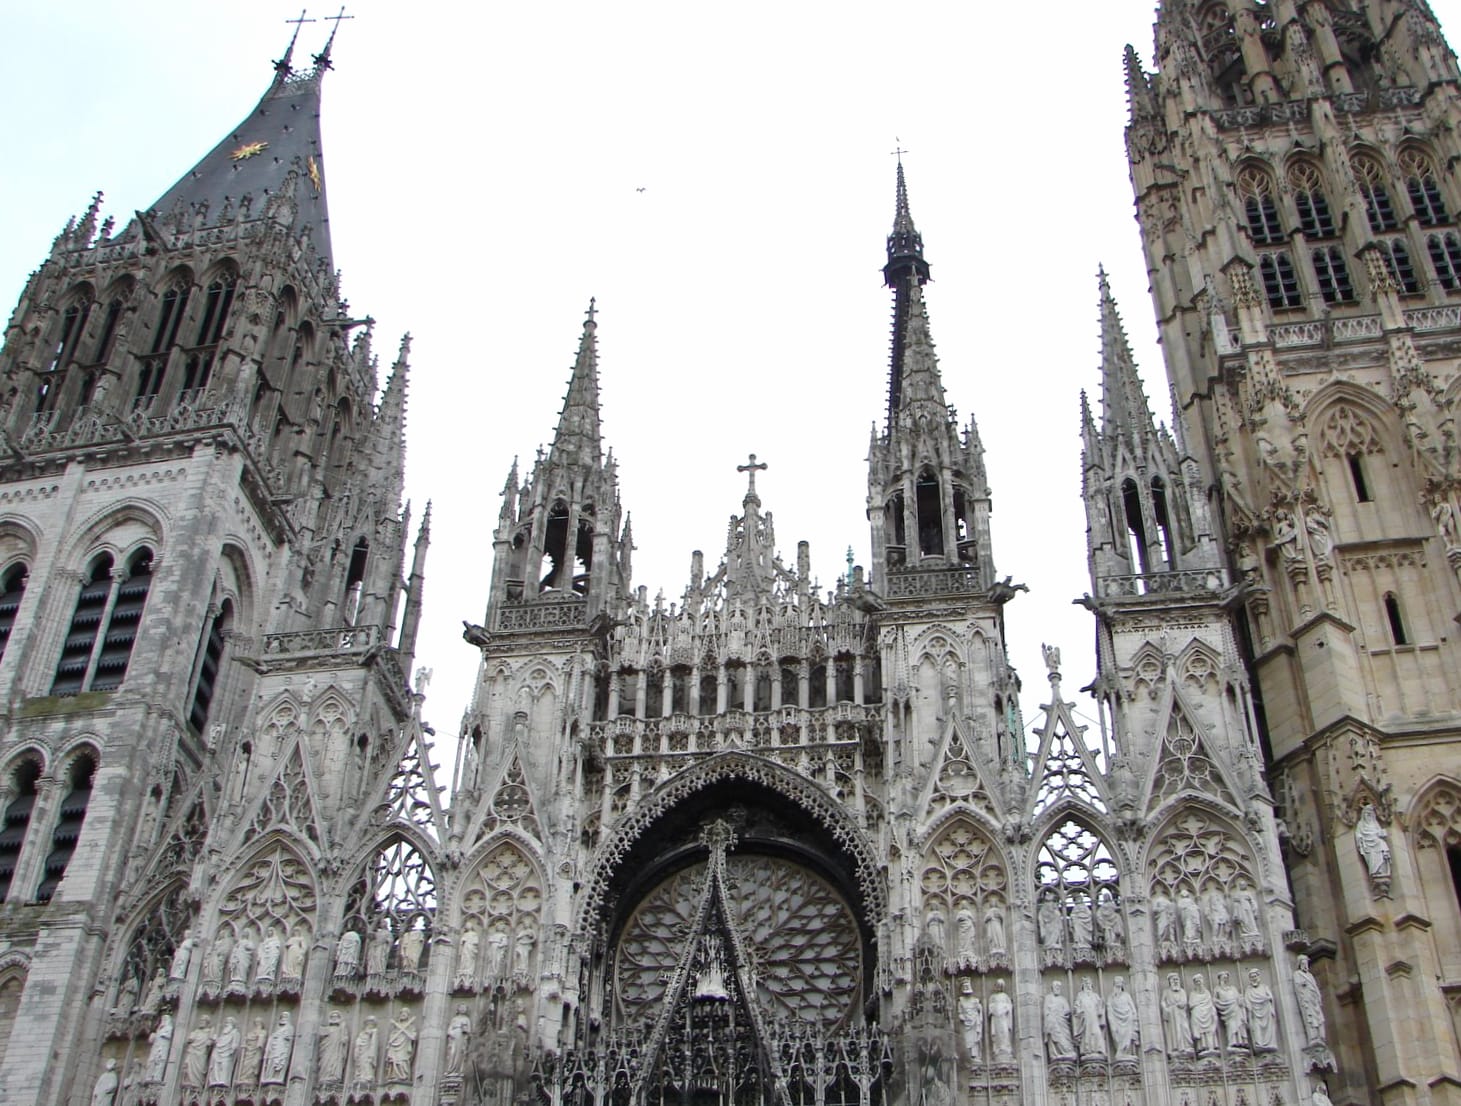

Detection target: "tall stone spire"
[882, 161, 932, 421]
[550, 299, 603, 467]
[1096, 267, 1157, 446]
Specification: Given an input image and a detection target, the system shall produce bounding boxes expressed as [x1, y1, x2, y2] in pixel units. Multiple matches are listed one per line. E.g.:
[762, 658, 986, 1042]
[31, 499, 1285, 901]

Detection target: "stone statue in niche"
[209, 1016, 240, 1087]
[228, 931, 255, 990]
[1245, 968, 1278, 1053]
[1354, 803, 1392, 895]
[366, 920, 393, 974]
[486, 928, 511, 978]
[456, 923, 480, 988]
[1176, 889, 1202, 955]
[1073, 978, 1106, 1059]
[385, 1007, 417, 1082]
[1201, 886, 1232, 947]
[90, 1059, 119, 1106]
[1094, 889, 1123, 948]
[1161, 973, 1193, 1058]
[281, 928, 309, 979]
[1188, 974, 1219, 1056]
[988, 979, 1014, 1062]
[254, 926, 282, 986]
[445, 1004, 472, 1076]
[1068, 898, 1094, 949]
[514, 928, 537, 982]
[1151, 891, 1176, 954]
[144, 1013, 174, 1084]
[114, 970, 139, 1015]
[953, 909, 978, 969]
[1230, 879, 1262, 951]
[1293, 955, 1336, 1069]
[1106, 977, 1138, 1060]
[203, 932, 231, 988]
[239, 1017, 268, 1083]
[139, 968, 166, 1015]
[1037, 895, 1064, 951]
[316, 1010, 348, 1085]
[924, 909, 947, 953]
[352, 1016, 380, 1087]
[1042, 981, 1076, 1062]
[169, 929, 195, 981]
[399, 923, 425, 971]
[1212, 970, 1248, 1051]
[983, 903, 1007, 956]
[260, 1011, 294, 1085]
[1311, 1081, 1334, 1106]
[334, 928, 361, 976]
[182, 1014, 214, 1088]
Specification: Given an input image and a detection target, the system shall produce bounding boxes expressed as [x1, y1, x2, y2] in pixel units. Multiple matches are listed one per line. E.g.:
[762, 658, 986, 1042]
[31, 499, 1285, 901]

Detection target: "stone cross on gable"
[736, 454, 767, 499]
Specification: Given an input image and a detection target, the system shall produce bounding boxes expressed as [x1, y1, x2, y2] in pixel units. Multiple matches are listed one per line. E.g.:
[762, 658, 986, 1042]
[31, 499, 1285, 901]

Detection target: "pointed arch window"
[51, 548, 153, 696]
[0, 564, 28, 664]
[915, 469, 945, 557]
[1259, 252, 1302, 308]
[343, 539, 368, 625]
[1312, 246, 1357, 304]
[148, 281, 190, 356]
[1401, 149, 1450, 227]
[1355, 157, 1400, 233]
[1428, 232, 1461, 290]
[194, 274, 236, 347]
[1384, 592, 1409, 645]
[1122, 478, 1151, 574]
[1035, 817, 1124, 965]
[341, 838, 438, 975]
[0, 760, 41, 903]
[1379, 238, 1421, 294]
[92, 296, 125, 366]
[1289, 162, 1336, 239]
[540, 501, 570, 592]
[1238, 166, 1284, 244]
[50, 299, 92, 374]
[188, 599, 232, 733]
[36, 754, 95, 902]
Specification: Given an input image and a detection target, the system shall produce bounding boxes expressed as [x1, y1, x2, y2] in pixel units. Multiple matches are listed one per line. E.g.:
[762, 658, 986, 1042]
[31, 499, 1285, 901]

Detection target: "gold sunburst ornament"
[308, 156, 321, 193]
[230, 140, 269, 161]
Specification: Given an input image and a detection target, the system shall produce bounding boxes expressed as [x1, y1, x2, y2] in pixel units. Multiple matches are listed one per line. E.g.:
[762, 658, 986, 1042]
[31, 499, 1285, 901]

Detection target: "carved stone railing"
[1406, 305, 1461, 332]
[885, 565, 980, 598]
[1269, 321, 1326, 348]
[14, 392, 249, 455]
[1096, 569, 1226, 599]
[495, 596, 588, 632]
[1212, 86, 1420, 130]
[1331, 315, 1382, 341]
[262, 624, 380, 657]
[591, 702, 880, 758]
[1268, 314, 1382, 349]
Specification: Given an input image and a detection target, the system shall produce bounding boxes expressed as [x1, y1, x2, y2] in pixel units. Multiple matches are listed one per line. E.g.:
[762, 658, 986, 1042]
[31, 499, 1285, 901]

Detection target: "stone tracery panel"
[920, 818, 1009, 973]
[1148, 809, 1264, 962]
[1414, 781, 1461, 849]
[1034, 817, 1125, 968]
[339, 836, 438, 985]
[208, 841, 318, 998]
[456, 839, 543, 992]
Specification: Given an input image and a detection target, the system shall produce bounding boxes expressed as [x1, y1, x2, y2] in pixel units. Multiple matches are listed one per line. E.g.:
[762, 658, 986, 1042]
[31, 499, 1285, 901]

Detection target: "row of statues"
[196, 925, 312, 992]
[1151, 879, 1264, 961]
[925, 904, 1008, 968]
[1035, 888, 1126, 954]
[332, 918, 431, 977]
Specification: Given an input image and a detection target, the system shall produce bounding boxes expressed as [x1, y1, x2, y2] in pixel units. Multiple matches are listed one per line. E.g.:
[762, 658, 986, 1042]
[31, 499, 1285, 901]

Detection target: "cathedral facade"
[0, 4, 1457, 1106]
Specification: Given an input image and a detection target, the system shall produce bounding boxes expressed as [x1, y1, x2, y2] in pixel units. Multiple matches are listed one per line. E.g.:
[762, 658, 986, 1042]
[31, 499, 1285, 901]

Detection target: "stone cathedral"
[0, 2, 1459, 1105]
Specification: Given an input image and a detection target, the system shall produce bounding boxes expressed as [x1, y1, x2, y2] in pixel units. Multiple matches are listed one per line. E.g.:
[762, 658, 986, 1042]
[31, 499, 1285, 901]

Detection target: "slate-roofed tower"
[1129, 2, 1461, 1099]
[0, 35, 437, 1106]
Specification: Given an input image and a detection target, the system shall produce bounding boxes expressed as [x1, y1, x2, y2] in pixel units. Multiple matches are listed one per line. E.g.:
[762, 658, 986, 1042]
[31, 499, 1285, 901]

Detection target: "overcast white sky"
[7, 3, 1456, 774]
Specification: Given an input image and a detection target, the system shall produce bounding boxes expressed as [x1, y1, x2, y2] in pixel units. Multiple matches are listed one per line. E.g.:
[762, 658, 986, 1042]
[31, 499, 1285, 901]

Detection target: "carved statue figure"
[486, 928, 511, 978]
[1151, 891, 1175, 948]
[1231, 879, 1261, 945]
[115, 971, 139, 1015]
[91, 1059, 119, 1106]
[139, 968, 166, 1015]
[1293, 955, 1326, 1047]
[954, 909, 978, 967]
[145, 1013, 174, 1084]
[228, 933, 255, 988]
[513, 928, 536, 979]
[182, 1014, 214, 1088]
[1245, 968, 1278, 1052]
[445, 1004, 472, 1076]
[983, 903, 1007, 956]
[236, 1017, 266, 1083]
[260, 1011, 294, 1085]
[957, 982, 982, 1063]
[1354, 803, 1392, 883]
[1073, 978, 1106, 1059]
[209, 1016, 240, 1088]
[1305, 509, 1333, 563]
[1201, 886, 1231, 943]
[281, 928, 309, 979]
[254, 926, 282, 986]
[204, 933, 231, 987]
[455, 924, 480, 987]
[924, 909, 947, 952]
[1037, 896, 1064, 950]
[988, 980, 1014, 1062]
[169, 930, 195, 981]
[1069, 899, 1095, 948]
[1212, 970, 1248, 1050]
[385, 1007, 417, 1082]
[399, 924, 425, 972]
[1312, 1082, 1335, 1106]
[316, 1010, 348, 1084]
[1176, 888, 1202, 953]
[1043, 981, 1076, 1062]
[335, 928, 362, 976]
[366, 920, 393, 974]
[1094, 889, 1123, 947]
[1161, 973, 1193, 1057]
[352, 1016, 379, 1086]
[1106, 977, 1138, 1060]
[1189, 974, 1219, 1055]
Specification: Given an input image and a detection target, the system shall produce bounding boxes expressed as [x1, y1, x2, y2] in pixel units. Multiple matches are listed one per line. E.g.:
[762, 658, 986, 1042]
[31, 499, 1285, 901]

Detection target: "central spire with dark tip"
[883, 161, 932, 421]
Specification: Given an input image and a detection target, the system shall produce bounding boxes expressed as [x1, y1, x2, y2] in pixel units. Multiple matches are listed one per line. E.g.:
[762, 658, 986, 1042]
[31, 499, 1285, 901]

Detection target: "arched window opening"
[699, 671, 718, 716]
[92, 548, 153, 692]
[592, 668, 610, 721]
[1380, 239, 1421, 294]
[953, 488, 974, 565]
[0, 564, 28, 664]
[645, 665, 664, 718]
[1238, 167, 1284, 243]
[1384, 592, 1409, 645]
[915, 470, 944, 557]
[1312, 246, 1356, 304]
[1430, 232, 1461, 290]
[50, 301, 91, 374]
[36, 755, 95, 902]
[0, 760, 41, 903]
[753, 666, 773, 712]
[1290, 163, 1336, 239]
[344, 539, 369, 625]
[1036, 817, 1123, 962]
[725, 663, 743, 711]
[573, 517, 594, 595]
[1348, 453, 1372, 502]
[1402, 150, 1450, 227]
[195, 275, 236, 347]
[886, 492, 907, 567]
[618, 670, 637, 718]
[1355, 157, 1400, 232]
[781, 662, 799, 707]
[1122, 478, 1150, 575]
[1259, 252, 1302, 308]
[540, 502, 570, 592]
[52, 553, 113, 695]
[1152, 477, 1174, 569]
[188, 599, 232, 733]
[341, 838, 437, 975]
[669, 667, 689, 714]
[93, 298, 124, 363]
[834, 656, 855, 704]
[809, 663, 828, 709]
[149, 284, 189, 355]
[1448, 845, 1461, 917]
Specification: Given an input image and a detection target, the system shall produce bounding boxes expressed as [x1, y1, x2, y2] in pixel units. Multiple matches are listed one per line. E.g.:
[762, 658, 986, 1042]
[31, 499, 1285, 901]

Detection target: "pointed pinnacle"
[1096, 269, 1156, 441]
[553, 302, 603, 457]
[893, 160, 915, 238]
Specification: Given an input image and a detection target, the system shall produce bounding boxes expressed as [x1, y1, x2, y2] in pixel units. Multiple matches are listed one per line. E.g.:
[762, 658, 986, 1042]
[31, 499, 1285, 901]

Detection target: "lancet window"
[209, 842, 317, 996]
[1258, 252, 1301, 309]
[187, 598, 231, 733]
[36, 752, 95, 902]
[1354, 155, 1400, 232]
[343, 539, 368, 626]
[455, 841, 542, 991]
[1428, 231, 1461, 289]
[1312, 246, 1356, 304]
[915, 469, 944, 557]
[1289, 161, 1336, 239]
[118, 882, 194, 1008]
[0, 759, 40, 903]
[0, 563, 28, 664]
[340, 838, 437, 978]
[920, 819, 1010, 970]
[1379, 238, 1421, 294]
[1034, 817, 1124, 966]
[1401, 149, 1450, 227]
[1237, 167, 1283, 244]
[52, 548, 154, 696]
[1148, 809, 1264, 961]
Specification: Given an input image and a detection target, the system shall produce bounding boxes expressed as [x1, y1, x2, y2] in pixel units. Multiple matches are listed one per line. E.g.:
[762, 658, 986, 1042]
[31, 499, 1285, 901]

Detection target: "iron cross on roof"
[737, 453, 767, 498]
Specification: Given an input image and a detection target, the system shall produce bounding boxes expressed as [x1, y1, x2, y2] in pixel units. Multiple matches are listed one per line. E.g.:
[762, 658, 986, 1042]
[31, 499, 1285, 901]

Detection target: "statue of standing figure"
[1212, 970, 1248, 1051]
[316, 1010, 349, 1085]
[1293, 955, 1327, 1047]
[1042, 982, 1076, 1062]
[1188, 974, 1220, 1056]
[209, 1016, 241, 1088]
[90, 1059, 119, 1106]
[445, 1005, 473, 1076]
[1245, 969, 1279, 1053]
[954, 909, 978, 968]
[281, 928, 309, 980]
[144, 1014, 174, 1084]
[1073, 979, 1106, 1059]
[335, 928, 362, 976]
[1161, 973, 1193, 1058]
[260, 1012, 294, 1085]
[455, 924, 480, 988]
[983, 902, 1007, 956]
[182, 1015, 214, 1088]
[239, 1017, 268, 1083]
[366, 920, 393, 975]
[1354, 803, 1392, 892]
[1106, 977, 1139, 1060]
[169, 930, 195, 981]
[352, 1016, 380, 1087]
[384, 1008, 417, 1083]
[957, 981, 982, 1064]
[254, 926, 282, 987]
[988, 980, 1014, 1062]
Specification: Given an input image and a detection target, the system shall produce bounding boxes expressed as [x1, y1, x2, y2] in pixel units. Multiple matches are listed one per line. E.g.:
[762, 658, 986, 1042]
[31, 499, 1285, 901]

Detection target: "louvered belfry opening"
[36, 755, 94, 903]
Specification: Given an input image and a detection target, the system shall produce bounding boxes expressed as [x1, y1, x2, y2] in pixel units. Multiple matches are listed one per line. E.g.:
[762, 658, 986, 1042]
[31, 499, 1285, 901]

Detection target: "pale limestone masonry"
[0, 6, 1458, 1106]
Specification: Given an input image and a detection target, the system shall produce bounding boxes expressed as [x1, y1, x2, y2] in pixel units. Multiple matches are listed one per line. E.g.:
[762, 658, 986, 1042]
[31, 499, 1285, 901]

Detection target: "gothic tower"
[1127, 2, 1461, 1100]
[0, 33, 442, 1106]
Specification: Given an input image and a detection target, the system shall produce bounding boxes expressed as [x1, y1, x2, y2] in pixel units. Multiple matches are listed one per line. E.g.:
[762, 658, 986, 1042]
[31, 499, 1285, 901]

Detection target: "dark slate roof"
[148, 63, 334, 270]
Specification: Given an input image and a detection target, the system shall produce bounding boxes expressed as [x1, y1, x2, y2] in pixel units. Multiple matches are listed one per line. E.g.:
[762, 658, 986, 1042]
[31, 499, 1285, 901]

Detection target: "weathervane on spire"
[314, 5, 353, 69]
[737, 453, 768, 500]
[277, 10, 315, 74]
[891, 139, 909, 163]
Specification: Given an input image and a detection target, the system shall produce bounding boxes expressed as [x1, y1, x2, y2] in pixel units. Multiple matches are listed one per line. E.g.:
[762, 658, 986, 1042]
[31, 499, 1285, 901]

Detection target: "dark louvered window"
[51, 555, 114, 695]
[0, 565, 27, 665]
[188, 600, 231, 733]
[1429, 232, 1461, 290]
[35, 756, 94, 902]
[91, 551, 152, 692]
[0, 761, 40, 903]
[51, 549, 152, 695]
[1313, 247, 1357, 304]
